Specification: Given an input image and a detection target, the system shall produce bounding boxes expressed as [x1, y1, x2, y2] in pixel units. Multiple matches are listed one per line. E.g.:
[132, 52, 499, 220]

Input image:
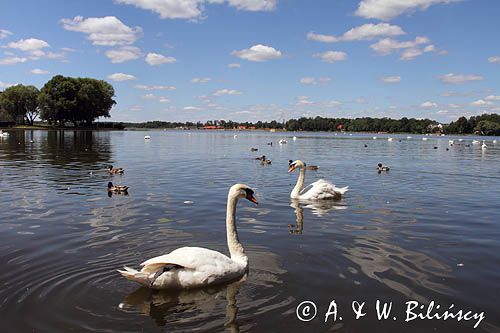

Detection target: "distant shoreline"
[2, 125, 498, 137]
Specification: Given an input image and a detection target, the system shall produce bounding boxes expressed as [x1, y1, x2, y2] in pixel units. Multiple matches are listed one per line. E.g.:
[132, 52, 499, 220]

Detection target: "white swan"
[493, 139, 497, 144]
[387, 137, 394, 142]
[144, 135, 151, 140]
[482, 140, 487, 150]
[118, 184, 258, 290]
[288, 160, 348, 200]
[472, 140, 480, 145]
[422, 137, 428, 141]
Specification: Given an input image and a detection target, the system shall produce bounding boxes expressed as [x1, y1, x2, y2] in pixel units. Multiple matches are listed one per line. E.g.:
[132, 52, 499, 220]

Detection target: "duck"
[260, 159, 272, 165]
[482, 141, 487, 150]
[377, 163, 390, 172]
[255, 155, 266, 161]
[118, 184, 258, 290]
[387, 137, 394, 142]
[289, 160, 318, 171]
[279, 139, 288, 144]
[288, 160, 348, 200]
[250, 148, 258, 152]
[448, 140, 454, 145]
[266, 142, 273, 146]
[107, 165, 125, 175]
[144, 135, 151, 140]
[108, 182, 129, 193]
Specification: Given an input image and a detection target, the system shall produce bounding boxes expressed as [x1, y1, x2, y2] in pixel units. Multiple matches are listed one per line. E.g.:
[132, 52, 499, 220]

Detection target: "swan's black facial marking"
[244, 188, 258, 204]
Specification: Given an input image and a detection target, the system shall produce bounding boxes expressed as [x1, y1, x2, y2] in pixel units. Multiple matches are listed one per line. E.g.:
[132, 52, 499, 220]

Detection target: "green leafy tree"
[38, 75, 116, 126]
[0, 85, 40, 125]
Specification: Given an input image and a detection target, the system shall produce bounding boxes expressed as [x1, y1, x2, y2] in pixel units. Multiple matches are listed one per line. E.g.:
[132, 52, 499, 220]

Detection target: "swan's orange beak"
[288, 165, 296, 173]
[246, 193, 258, 204]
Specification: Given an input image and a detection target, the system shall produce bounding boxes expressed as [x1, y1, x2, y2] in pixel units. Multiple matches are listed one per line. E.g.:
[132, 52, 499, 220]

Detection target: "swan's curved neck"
[291, 167, 306, 198]
[226, 193, 247, 263]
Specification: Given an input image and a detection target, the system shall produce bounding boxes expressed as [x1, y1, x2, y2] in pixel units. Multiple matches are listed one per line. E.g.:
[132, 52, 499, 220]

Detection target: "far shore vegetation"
[0, 75, 499, 136]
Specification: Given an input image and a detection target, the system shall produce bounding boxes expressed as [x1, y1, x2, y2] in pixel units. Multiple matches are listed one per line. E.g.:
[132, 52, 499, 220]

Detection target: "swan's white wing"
[140, 246, 234, 272]
[299, 179, 349, 200]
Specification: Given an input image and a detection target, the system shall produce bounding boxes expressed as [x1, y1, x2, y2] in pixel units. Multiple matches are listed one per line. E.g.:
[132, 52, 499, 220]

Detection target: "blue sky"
[1, 0, 500, 123]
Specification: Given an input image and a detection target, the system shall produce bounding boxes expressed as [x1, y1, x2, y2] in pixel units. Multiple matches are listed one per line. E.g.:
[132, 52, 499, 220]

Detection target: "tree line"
[445, 114, 500, 136]
[121, 114, 500, 135]
[0, 75, 116, 126]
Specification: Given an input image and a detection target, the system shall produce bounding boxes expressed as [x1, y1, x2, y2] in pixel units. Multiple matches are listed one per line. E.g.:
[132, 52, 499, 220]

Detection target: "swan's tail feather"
[118, 266, 151, 286]
[335, 186, 349, 195]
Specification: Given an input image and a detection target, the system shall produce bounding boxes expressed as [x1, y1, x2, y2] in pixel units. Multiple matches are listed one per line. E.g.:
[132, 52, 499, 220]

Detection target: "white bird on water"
[293, 136, 297, 141]
[118, 184, 258, 290]
[144, 135, 151, 140]
[372, 136, 377, 140]
[288, 160, 348, 200]
[422, 137, 428, 141]
[387, 137, 394, 142]
[493, 139, 497, 144]
[472, 140, 480, 145]
[279, 139, 288, 144]
[481, 141, 487, 150]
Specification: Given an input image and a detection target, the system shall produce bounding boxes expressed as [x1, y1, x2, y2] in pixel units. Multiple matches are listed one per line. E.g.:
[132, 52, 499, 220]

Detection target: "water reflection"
[288, 199, 348, 234]
[119, 278, 244, 331]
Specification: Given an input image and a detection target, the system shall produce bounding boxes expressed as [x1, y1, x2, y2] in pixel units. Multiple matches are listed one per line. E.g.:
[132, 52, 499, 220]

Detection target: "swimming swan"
[288, 160, 348, 200]
[118, 184, 258, 290]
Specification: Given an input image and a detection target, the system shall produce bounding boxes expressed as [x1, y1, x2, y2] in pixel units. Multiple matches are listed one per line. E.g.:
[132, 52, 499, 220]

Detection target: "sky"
[1, 0, 500, 123]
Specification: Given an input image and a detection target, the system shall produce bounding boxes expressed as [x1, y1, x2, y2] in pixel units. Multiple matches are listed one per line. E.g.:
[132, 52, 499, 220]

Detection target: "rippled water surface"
[0, 129, 499, 333]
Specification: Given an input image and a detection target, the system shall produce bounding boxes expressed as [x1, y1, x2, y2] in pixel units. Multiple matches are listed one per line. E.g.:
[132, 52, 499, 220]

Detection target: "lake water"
[0, 129, 499, 333]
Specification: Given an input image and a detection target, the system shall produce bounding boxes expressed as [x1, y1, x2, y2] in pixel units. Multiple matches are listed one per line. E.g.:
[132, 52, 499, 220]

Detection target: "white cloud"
[61, 16, 141, 46]
[380, 75, 401, 83]
[107, 73, 137, 81]
[184, 106, 203, 111]
[7, 38, 49, 51]
[227, 63, 241, 68]
[355, 0, 460, 21]
[228, 0, 277, 11]
[31, 68, 49, 75]
[297, 96, 314, 105]
[159, 97, 170, 103]
[134, 84, 176, 90]
[313, 51, 347, 63]
[401, 48, 423, 60]
[191, 77, 211, 83]
[488, 56, 500, 64]
[470, 99, 492, 107]
[105, 46, 142, 63]
[299, 77, 331, 85]
[0, 56, 28, 65]
[485, 95, 500, 101]
[232, 44, 282, 62]
[438, 73, 484, 84]
[141, 93, 156, 100]
[420, 101, 438, 108]
[437, 110, 449, 114]
[370, 36, 435, 60]
[213, 89, 242, 96]
[115, 0, 276, 20]
[423, 44, 436, 52]
[0, 81, 16, 89]
[307, 23, 405, 43]
[145, 52, 176, 65]
[0, 29, 13, 39]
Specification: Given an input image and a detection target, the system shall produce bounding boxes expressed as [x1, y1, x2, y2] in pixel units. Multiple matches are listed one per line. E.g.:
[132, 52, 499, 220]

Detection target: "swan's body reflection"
[119, 278, 244, 331]
[288, 199, 347, 234]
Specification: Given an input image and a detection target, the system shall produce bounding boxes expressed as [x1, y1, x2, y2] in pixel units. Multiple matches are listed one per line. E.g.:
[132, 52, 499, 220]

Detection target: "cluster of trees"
[122, 115, 500, 135]
[285, 116, 438, 133]
[0, 75, 116, 126]
[445, 114, 500, 136]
